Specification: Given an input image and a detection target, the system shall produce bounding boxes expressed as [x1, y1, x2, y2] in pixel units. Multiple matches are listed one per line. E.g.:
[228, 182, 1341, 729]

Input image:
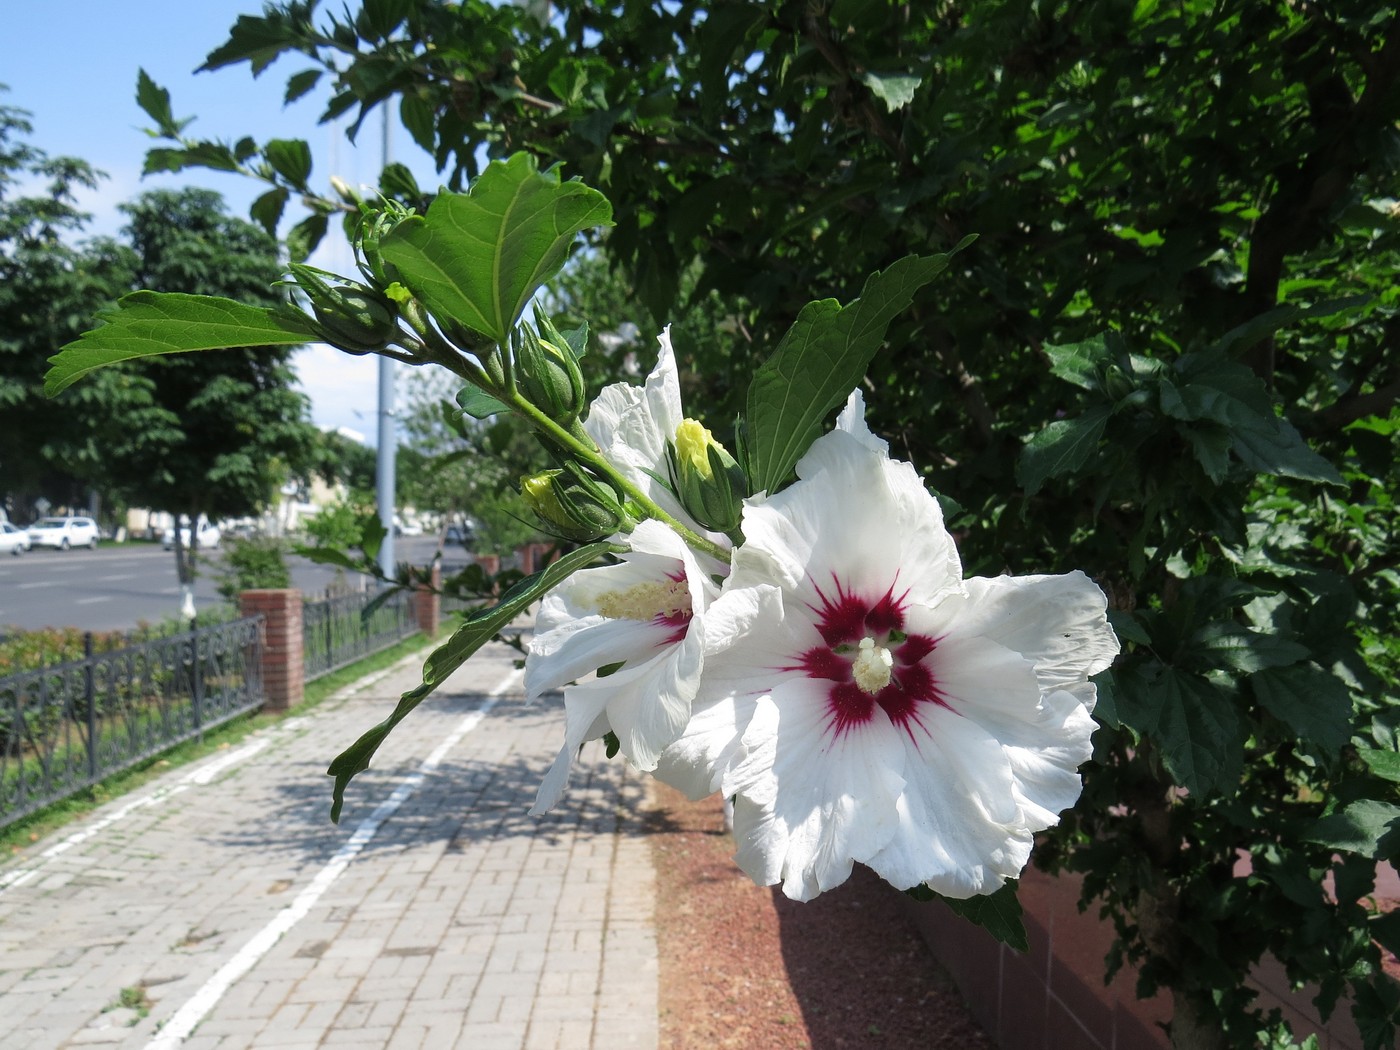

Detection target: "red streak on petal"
[788, 647, 851, 682]
[810, 577, 870, 647]
[864, 586, 906, 635]
[826, 681, 875, 734]
[895, 633, 938, 665]
[653, 610, 692, 647]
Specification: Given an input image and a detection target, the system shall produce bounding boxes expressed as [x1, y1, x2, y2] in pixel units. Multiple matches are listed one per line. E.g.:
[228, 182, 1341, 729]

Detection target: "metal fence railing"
[302, 588, 417, 682]
[0, 617, 264, 829]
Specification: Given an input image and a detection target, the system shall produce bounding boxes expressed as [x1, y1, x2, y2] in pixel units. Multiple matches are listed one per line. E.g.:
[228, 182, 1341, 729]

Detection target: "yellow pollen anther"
[852, 636, 894, 694]
[592, 579, 692, 621]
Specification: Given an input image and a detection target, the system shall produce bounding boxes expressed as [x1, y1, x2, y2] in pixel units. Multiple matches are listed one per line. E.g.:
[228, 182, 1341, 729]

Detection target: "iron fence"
[0, 617, 264, 829]
[302, 587, 417, 681]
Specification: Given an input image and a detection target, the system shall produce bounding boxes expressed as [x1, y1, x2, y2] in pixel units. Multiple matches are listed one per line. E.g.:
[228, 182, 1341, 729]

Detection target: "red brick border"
[239, 589, 304, 713]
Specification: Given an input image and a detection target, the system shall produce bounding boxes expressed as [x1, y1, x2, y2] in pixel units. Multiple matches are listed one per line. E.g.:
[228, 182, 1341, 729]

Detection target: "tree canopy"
[96, 2, 1400, 1046]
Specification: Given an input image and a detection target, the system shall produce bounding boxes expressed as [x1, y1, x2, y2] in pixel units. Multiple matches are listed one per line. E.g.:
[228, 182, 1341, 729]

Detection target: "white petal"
[530, 688, 613, 815]
[524, 612, 664, 699]
[867, 710, 1033, 897]
[957, 571, 1120, 700]
[725, 684, 908, 902]
[833, 388, 889, 455]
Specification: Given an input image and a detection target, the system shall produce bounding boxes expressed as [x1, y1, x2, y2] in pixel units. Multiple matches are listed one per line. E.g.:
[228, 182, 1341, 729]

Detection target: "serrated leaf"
[136, 69, 184, 137]
[1042, 335, 1113, 391]
[1188, 622, 1308, 674]
[380, 154, 614, 347]
[265, 138, 312, 189]
[940, 882, 1028, 951]
[327, 541, 617, 821]
[457, 386, 509, 419]
[1119, 663, 1245, 796]
[1017, 406, 1111, 496]
[287, 211, 329, 262]
[1357, 748, 1400, 784]
[1306, 799, 1400, 859]
[859, 71, 922, 112]
[250, 186, 289, 237]
[45, 292, 313, 395]
[1250, 665, 1353, 756]
[285, 68, 322, 104]
[744, 248, 966, 493]
[1230, 415, 1345, 486]
[360, 584, 405, 622]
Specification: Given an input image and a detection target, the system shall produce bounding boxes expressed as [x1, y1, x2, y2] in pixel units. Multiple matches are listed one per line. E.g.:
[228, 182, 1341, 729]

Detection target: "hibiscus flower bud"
[289, 263, 399, 355]
[516, 321, 586, 422]
[521, 466, 629, 542]
[669, 418, 747, 533]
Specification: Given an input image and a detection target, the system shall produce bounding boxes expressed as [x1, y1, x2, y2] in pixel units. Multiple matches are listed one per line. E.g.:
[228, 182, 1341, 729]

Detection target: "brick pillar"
[517, 544, 535, 576]
[411, 564, 441, 639]
[240, 588, 304, 713]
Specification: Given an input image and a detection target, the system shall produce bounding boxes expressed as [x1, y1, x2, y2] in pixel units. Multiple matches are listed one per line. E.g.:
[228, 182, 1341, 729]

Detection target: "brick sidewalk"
[0, 639, 658, 1050]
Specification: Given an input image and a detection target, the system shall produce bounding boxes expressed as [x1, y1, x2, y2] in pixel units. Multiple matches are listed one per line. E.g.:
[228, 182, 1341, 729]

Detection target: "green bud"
[352, 202, 412, 287]
[1103, 363, 1135, 402]
[516, 321, 586, 421]
[521, 466, 629, 542]
[669, 419, 747, 533]
[289, 263, 399, 354]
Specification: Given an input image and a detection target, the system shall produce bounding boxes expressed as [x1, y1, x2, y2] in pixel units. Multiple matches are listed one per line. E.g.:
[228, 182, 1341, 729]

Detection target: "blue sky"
[6, 1, 438, 439]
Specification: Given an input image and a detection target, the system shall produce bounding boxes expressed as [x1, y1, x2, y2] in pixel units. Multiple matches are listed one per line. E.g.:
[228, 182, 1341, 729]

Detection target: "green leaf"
[1092, 669, 1121, 728]
[1306, 800, 1400, 859]
[45, 292, 313, 395]
[1187, 622, 1307, 674]
[326, 541, 618, 822]
[285, 69, 322, 104]
[1017, 406, 1111, 496]
[1119, 663, 1245, 796]
[937, 882, 1028, 952]
[249, 187, 289, 237]
[1250, 665, 1353, 756]
[744, 248, 967, 493]
[135, 69, 186, 137]
[287, 211, 329, 262]
[380, 154, 614, 346]
[859, 71, 922, 112]
[264, 138, 312, 189]
[457, 386, 509, 419]
[296, 546, 368, 572]
[1042, 334, 1114, 391]
[1357, 747, 1400, 784]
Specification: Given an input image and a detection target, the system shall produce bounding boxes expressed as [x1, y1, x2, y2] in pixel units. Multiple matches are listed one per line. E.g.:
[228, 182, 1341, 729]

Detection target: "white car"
[0, 522, 31, 555]
[162, 519, 222, 550]
[27, 516, 100, 550]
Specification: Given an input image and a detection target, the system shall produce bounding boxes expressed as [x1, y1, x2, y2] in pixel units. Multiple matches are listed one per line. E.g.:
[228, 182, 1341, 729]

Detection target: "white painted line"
[0, 738, 272, 896]
[16, 582, 46, 590]
[74, 596, 112, 605]
[96, 573, 136, 582]
[144, 667, 522, 1050]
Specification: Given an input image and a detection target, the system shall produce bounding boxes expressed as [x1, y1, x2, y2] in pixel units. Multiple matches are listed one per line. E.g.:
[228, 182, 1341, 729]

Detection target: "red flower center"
[786, 577, 946, 738]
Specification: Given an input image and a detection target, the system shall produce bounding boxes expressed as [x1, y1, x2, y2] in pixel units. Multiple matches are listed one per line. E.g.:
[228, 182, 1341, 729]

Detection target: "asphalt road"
[0, 536, 451, 634]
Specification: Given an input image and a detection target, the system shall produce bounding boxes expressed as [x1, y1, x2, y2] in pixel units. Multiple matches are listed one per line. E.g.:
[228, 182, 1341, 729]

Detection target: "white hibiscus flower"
[527, 517, 726, 815]
[657, 394, 1119, 901]
[582, 325, 696, 528]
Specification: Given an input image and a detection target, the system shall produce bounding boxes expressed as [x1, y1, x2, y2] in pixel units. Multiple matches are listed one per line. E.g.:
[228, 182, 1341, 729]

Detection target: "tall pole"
[375, 107, 396, 578]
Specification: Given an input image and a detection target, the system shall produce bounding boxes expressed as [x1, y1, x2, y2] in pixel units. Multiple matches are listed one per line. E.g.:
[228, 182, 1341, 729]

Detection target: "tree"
[93, 188, 318, 614]
[122, 4, 1400, 1045]
[0, 97, 135, 521]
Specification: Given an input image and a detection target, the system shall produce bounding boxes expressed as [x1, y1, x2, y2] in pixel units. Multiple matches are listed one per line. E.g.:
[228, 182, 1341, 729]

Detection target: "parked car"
[162, 518, 222, 550]
[26, 516, 100, 550]
[0, 522, 30, 555]
[443, 518, 478, 547]
[393, 515, 424, 537]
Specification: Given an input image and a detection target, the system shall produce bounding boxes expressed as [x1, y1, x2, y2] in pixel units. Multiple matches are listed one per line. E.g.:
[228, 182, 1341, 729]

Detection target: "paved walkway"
[0, 639, 658, 1050]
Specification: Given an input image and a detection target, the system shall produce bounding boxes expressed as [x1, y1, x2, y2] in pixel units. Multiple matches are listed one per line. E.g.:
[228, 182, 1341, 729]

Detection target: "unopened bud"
[516, 322, 585, 422]
[521, 466, 629, 542]
[289, 263, 399, 354]
[669, 419, 747, 533]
